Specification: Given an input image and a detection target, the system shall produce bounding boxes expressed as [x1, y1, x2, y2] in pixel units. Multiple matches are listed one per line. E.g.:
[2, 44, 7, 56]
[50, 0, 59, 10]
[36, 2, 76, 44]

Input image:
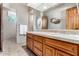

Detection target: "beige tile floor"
[0, 38, 33, 56]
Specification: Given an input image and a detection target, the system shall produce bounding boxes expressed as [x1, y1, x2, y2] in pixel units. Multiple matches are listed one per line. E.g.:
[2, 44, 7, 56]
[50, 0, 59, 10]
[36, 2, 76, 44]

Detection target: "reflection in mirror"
[50, 18, 61, 24]
[76, 3, 79, 15]
[35, 3, 79, 30]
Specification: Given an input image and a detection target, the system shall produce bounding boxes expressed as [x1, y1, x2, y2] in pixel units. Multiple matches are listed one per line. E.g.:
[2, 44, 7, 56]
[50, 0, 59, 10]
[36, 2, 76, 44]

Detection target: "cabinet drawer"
[27, 33, 33, 39]
[45, 38, 78, 55]
[34, 41, 42, 51]
[33, 47, 42, 56]
[34, 35, 43, 43]
[27, 38, 33, 50]
[56, 50, 71, 56]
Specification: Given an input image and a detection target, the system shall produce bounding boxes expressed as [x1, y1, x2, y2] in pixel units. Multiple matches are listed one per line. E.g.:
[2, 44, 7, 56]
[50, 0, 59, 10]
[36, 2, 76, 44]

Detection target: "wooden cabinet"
[33, 36, 43, 56]
[56, 50, 71, 56]
[66, 7, 79, 30]
[33, 41, 43, 56]
[27, 34, 43, 56]
[27, 33, 79, 56]
[27, 38, 33, 50]
[27, 34, 34, 50]
[45, 38, 78, 55]
[33, 46, 42, 56]
[34, 35, 43, 43]
[43, 45, 55, 56]
[34, 41, 42, 51]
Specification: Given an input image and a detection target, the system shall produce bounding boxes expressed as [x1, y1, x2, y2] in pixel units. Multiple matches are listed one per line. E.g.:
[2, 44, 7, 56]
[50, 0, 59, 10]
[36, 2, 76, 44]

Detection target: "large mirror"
[34, 3, 79, 30]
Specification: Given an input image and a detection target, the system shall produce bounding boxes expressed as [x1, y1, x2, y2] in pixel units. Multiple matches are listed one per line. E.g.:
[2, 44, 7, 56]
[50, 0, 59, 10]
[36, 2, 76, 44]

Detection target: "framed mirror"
[34, 3, 79, 30]
[44, 3, 79, 30]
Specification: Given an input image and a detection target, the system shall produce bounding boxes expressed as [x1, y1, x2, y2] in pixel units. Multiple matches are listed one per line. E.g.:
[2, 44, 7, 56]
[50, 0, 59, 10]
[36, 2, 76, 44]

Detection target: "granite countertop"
[27, 31, 79, 44]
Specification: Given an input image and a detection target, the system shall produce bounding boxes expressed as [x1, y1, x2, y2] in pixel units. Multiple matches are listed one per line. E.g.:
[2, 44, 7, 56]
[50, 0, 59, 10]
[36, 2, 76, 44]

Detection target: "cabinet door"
[34, 41, 42, 51]
[73, 8, 78, 29]
[27, 38, 30, 49]
[33, 47, 42, 56]
[66, 8, 74, 29]
[34, 35, 43, 43]
[66, 7, 78, 30]
[33, 40, 43, 56]
[43, 45, 55, 56]
[27, 38, 33, 50]
[27, 34, 34, 50]
[56, 50, 71, 56]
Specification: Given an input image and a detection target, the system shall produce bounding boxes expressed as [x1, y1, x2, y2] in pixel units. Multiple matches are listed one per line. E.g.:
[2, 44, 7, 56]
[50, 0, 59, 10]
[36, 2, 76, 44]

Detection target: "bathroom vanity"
[27, 32, 79, 56]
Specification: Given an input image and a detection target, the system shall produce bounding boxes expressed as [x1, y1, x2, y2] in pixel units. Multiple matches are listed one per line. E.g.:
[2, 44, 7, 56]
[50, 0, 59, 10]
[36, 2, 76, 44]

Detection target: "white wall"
[44, 3, 76, 29]
[3, 8, 16, 41]
[3, 3, 28, 45]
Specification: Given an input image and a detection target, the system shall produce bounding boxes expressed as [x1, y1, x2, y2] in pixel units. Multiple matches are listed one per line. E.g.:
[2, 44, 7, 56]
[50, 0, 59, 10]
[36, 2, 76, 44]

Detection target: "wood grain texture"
[34, 35, 43, 43]
[66, 7, 79, 30]
[34, 40, 43, 51]
[56, 50, 71, 56]
[45, 38, 78, 55]
[43, 45, 55, 56]
[27, 33, 79, 56]
[33, 46, 42, 56]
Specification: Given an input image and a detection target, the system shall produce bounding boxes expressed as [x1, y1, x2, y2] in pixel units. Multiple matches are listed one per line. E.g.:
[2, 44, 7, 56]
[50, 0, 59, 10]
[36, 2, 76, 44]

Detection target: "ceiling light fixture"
[43, 6, 47, 9]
